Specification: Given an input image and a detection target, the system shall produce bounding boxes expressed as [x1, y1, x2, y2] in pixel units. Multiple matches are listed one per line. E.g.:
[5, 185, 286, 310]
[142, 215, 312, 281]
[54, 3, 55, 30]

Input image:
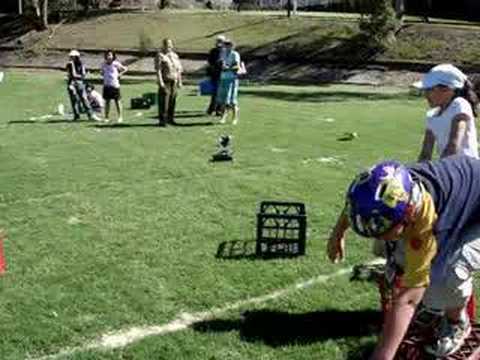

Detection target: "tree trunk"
[395, 0, 405, 21]
[32, 0, 41, 17]
[41, 0, 48, 29]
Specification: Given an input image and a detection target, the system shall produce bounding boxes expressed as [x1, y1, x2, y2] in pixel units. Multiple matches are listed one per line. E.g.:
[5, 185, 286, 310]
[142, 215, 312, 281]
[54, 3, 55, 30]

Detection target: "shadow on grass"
[240, 89, 417, 103]
[0, 15, 39, 46]
[192, 309, 381, 346]
[8, 120, 38, 124]
[216, 240, 307, 260]
[216, 240, 257, 260]
[8, 119, 90, 124]
[148, 115, 215, 127]
[90, 123, 159, 129]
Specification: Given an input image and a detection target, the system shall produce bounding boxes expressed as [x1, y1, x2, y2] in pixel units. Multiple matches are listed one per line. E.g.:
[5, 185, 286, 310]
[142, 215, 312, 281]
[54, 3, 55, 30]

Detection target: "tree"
[395, 0, 405, 21]
[27, 0, 48, 29]
[286, 0, 297, 17]
[41, 0, 48, 28]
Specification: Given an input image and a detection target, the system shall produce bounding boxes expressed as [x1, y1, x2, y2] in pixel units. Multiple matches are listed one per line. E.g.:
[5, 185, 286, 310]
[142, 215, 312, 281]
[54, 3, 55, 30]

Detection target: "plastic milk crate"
[130, 97, 151, 109]
[143, 92, 157, 106]
[256, 201, 307, 257]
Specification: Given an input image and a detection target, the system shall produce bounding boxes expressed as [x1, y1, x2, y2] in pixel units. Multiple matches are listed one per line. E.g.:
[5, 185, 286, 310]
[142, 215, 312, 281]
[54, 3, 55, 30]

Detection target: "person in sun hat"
[327, 155, 480, 359]
[414, 64, 479, 162]
[216, 38, 241, 125]
[65, 49, 100, 121]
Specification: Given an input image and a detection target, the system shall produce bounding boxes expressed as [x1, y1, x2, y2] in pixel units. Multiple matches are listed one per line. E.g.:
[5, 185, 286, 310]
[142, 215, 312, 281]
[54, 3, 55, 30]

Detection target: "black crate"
[143, 92, 157, 106]
[130, 97, 151, 109]
[256, 201, 307, 257]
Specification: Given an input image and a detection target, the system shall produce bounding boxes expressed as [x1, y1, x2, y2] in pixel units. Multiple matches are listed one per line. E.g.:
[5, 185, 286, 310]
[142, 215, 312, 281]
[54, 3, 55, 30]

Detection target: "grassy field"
[41, 11, 480, 66]
[47, 12, 356, 53]
[0, 70, 456, 360]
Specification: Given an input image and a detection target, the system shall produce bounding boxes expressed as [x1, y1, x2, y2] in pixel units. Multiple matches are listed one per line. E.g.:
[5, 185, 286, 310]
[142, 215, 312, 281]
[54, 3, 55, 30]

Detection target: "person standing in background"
[217, 39, 241, 125]
[155, 39, 183, 126]
[101, 50, 128, 123]
[206, 35, 225, 116]
[66, 50, 99, 121]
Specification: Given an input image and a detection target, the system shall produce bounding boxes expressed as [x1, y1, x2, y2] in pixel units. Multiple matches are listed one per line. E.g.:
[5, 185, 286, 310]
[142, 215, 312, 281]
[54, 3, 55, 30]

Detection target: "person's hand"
[327, 229, 345, 263]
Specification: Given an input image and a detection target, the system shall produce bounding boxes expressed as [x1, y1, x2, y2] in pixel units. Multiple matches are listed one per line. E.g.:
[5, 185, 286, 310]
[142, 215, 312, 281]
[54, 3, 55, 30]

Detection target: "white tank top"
[426, 97, 479, 159]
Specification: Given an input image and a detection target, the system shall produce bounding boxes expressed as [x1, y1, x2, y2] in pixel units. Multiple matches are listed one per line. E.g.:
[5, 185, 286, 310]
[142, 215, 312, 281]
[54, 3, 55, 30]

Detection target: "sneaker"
[117, 117, 123, 124]
[413, 304, 443, 328]
[219, 115, 227, 124]
[425, 311, 471, 357]
[232, 117, 238, 125]
[91, 114, 101, 122]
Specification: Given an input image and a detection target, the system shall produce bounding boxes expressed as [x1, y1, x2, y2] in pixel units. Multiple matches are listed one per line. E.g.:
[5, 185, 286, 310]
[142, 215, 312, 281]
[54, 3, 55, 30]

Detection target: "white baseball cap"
[413, 64, 467, 90]
[216, 35, 226, 42]
[69, 49, 80, 57]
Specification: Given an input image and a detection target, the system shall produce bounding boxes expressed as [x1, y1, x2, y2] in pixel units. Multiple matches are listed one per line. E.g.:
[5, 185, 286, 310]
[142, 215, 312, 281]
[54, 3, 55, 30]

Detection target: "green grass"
[48, 12, 355, 53]
[39, 11, 480, 67]
[0, 70, 448, 360]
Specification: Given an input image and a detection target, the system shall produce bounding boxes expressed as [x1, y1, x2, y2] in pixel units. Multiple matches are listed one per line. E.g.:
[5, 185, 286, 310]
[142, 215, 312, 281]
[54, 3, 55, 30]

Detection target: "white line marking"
[31, 263, 372, 360]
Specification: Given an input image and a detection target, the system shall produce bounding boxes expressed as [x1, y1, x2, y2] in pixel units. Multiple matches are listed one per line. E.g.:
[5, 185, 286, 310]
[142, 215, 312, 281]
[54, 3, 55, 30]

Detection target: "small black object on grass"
[210, 135, 233, 162]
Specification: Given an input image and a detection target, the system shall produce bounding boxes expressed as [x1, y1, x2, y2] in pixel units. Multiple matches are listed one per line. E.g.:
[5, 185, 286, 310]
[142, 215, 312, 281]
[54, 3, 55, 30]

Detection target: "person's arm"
[417, 129, 435, 162]
[176, 54, 183, 87]
[230, 52, 240, 73]
[155, 54, 165, 89]
[370, 286, 426, 360]
[441, 114, 468, 158]
[117, 61, 128, 77]
[327, 207, 349, 263]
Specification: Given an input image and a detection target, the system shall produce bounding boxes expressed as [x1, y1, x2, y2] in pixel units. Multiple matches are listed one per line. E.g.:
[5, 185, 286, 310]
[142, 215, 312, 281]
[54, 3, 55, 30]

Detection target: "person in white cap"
[66, 50, 100, 121]
[206, 35, 225, 115]
[414, 64, 479, 161]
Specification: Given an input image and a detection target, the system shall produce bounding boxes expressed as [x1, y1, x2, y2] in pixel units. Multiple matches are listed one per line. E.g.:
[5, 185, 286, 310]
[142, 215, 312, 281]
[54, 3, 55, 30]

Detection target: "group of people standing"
[66, 49, 127, 123]
[65, 36, 243, 127]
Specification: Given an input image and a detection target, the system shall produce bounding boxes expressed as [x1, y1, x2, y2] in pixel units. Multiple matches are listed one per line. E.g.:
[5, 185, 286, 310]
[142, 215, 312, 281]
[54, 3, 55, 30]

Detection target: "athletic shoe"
[425, 311, 471, 357]
[117, 117, 123, 124]
[413, 304, 443, 328]
[232, 117, 238, 125]
[91, 114, 101, 122]
[219, 115, 227, 124]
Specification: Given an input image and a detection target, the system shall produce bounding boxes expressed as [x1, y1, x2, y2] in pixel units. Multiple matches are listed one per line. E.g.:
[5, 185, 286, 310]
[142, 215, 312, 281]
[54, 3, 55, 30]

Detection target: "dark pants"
[158, 81, 177, 125]
[207, 77, 220, 115]
[68, 81, 93, 120]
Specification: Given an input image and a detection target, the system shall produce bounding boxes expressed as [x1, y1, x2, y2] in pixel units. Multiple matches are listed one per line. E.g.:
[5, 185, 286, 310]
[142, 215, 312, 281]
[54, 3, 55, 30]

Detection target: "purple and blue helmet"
[346, 161, 414, 237]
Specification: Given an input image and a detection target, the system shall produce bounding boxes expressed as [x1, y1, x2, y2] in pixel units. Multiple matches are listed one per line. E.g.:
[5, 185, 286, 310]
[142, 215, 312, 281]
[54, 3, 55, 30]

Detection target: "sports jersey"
[405, 155, 480, 284]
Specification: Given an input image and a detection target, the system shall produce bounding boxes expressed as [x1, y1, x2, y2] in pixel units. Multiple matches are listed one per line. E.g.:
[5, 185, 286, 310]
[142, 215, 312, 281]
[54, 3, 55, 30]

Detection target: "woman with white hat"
[415, 64, 479, 161]
[66, 50, 99, 121]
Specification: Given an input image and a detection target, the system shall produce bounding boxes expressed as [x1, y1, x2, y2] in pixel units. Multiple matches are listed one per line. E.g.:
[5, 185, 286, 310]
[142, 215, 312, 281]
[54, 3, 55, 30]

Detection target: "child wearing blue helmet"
[328, 155, 480, 359]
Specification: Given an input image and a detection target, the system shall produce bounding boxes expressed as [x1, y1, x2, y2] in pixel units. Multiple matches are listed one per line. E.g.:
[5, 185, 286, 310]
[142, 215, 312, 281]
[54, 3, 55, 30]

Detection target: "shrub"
[138, 29, 154, 56]
[358, 0, 399, 49]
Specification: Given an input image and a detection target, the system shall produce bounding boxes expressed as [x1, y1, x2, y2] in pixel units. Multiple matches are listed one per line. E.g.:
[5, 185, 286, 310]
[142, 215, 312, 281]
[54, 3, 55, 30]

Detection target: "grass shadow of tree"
[192, 308, 381, 347]
[240, 88, 418, 103]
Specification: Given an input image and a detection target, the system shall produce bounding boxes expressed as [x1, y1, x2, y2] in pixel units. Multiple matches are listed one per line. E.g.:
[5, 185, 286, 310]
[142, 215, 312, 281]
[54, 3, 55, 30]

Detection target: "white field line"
[30, 261, 387, 360]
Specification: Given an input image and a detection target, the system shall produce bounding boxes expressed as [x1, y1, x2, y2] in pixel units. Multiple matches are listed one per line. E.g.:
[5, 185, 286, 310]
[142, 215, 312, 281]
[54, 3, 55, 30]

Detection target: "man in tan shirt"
[155, 38, 183, 126]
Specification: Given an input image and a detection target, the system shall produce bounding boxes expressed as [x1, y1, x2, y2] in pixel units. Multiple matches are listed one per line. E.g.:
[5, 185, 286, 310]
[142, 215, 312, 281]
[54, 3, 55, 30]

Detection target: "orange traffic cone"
[0, 233, 6, 275]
